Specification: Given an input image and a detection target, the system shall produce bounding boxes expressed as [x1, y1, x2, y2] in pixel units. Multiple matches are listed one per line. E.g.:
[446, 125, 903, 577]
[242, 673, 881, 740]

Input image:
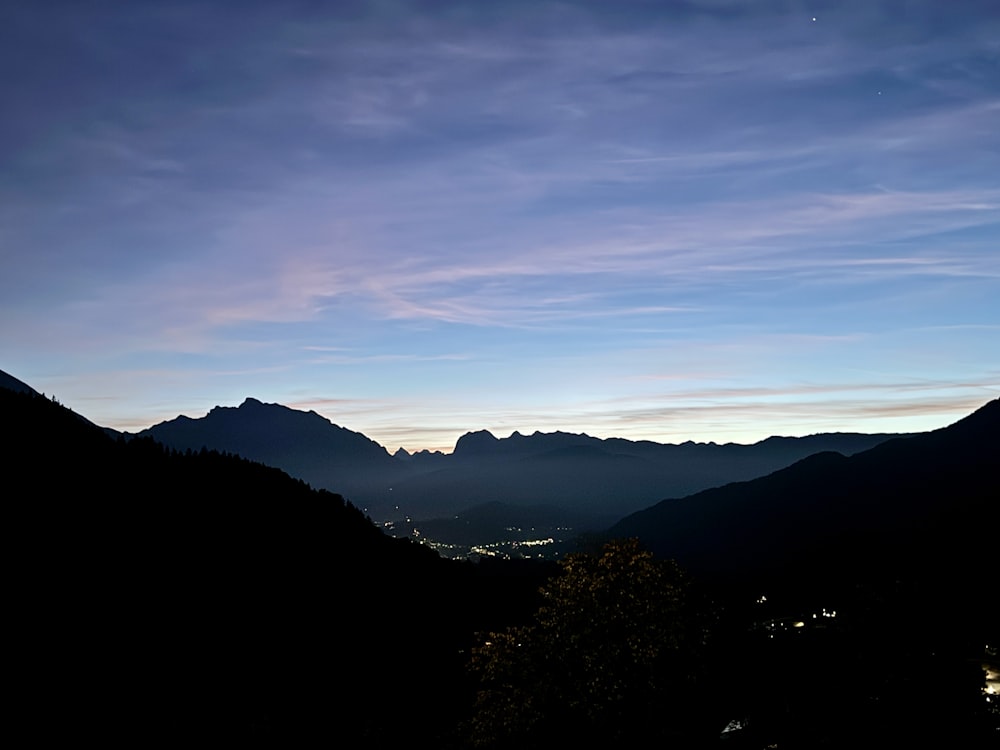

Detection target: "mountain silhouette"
[0, 367, 40, 395]
[609, 398, 999, 623]
[138, 396, 412, 505]
[5, 368, 935, 557]
[138, 395, 910, 548]
[385, 426, 906, 531]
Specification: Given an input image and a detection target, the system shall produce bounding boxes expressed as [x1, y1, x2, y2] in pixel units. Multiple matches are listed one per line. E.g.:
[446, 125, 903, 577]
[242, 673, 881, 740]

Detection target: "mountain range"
[6, 368, 992, 567]
[135, 394, 905, 552]
[4, 367, 997, 743]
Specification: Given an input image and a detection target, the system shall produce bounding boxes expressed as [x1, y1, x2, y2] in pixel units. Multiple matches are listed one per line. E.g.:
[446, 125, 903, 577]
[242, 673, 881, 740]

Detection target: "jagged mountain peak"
[140, 396, 396, 471]
[197, 396, 347, 431]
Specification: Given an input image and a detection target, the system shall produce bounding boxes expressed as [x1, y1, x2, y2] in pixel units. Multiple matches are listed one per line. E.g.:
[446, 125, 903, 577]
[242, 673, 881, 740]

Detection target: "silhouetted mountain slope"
[4, 386, 551, 745]
[1, 366, 120, 437]
[139, 397, 411, 502]
[0, 367, 40, 395]
[607, 401, 1000, 747]
[610, 398, 999, 620]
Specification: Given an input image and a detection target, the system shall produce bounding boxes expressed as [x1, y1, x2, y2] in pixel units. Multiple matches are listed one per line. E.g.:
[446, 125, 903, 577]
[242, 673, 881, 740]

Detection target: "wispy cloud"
[3, 1, 998, 449]
[304, 352, 473, 365]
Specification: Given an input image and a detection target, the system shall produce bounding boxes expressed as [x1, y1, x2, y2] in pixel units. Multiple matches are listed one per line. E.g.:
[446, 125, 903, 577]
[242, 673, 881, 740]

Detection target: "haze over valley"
[134, 391, 907, 557]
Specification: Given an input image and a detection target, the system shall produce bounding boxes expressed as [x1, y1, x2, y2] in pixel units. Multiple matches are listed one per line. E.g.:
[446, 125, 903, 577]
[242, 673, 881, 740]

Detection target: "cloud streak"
[3, 1, 998, 449]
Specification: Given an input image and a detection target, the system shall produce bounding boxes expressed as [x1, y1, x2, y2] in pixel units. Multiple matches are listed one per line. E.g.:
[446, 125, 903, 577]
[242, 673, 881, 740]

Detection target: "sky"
[2, 0, 999, 453]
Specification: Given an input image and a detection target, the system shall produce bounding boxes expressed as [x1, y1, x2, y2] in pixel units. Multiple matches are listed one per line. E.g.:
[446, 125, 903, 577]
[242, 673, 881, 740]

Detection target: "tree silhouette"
[465, 539, 711, 748]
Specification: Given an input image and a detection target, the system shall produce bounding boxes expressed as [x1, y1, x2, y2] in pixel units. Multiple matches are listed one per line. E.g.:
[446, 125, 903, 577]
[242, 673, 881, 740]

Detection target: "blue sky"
[3, 0, 998, 452]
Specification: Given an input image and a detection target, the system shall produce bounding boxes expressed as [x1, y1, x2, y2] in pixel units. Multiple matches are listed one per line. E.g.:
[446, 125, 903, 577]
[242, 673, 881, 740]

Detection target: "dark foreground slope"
[4, 386, 549, 745]
[612, 398, 999, 622]
[610, 400, 999, 748]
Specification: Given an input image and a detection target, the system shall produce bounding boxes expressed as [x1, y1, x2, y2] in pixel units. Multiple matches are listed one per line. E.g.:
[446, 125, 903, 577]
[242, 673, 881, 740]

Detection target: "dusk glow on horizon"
[3, 1, 998, 452]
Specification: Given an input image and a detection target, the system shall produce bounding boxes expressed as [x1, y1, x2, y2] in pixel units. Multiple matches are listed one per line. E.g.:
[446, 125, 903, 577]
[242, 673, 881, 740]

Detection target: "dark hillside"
[608, 399, 999, 747]
[4, 386, 550, 744]
[611, 399, 999, 625]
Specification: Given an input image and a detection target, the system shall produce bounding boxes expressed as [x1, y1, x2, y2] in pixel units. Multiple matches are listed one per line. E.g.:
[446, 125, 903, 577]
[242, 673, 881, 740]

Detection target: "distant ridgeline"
[137, 396, 906, 556]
